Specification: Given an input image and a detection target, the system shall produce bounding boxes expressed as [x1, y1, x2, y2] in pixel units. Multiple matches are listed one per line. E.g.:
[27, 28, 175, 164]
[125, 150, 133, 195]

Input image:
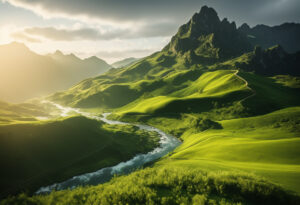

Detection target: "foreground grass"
[115, 106, 300, 194]
[0, 116, 159, 198]
[2, 167, 299, 205]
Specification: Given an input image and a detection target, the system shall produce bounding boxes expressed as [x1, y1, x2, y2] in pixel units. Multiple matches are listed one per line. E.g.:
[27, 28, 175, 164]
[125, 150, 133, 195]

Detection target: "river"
[36, 101, 181, 194]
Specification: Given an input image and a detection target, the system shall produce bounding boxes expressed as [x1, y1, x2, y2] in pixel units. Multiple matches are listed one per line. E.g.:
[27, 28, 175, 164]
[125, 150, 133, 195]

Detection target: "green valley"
[1, 4, 300, 205]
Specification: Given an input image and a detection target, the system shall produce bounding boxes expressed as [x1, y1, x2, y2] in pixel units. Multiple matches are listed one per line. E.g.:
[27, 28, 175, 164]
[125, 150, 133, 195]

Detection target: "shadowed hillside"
[239, 22, 300, 53]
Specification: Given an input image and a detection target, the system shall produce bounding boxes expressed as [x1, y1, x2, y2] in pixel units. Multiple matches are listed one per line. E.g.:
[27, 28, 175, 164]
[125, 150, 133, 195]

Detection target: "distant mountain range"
[238, 22, 300, 53]
[111, 57, 140, 68]
[0, 42, 111, 102]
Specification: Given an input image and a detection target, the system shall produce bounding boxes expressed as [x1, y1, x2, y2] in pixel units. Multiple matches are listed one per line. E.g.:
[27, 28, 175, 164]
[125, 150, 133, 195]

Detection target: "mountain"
[0, 42, 111, 102]
[213, 45, 300, 76]
[163, 6, 252, 62]
[49, 6, 300, 110]
[111, 57, 140, 68]
[238, 23, 300, 53]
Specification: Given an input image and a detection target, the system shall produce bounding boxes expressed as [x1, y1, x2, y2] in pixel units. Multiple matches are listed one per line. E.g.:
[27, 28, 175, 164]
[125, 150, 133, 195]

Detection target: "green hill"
[0, 116, 159, 198]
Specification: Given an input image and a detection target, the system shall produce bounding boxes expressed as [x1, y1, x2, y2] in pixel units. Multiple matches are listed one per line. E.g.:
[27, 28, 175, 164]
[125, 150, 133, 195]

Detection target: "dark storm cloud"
[5, 0, 300, 32]
[206, 0, 300, 26]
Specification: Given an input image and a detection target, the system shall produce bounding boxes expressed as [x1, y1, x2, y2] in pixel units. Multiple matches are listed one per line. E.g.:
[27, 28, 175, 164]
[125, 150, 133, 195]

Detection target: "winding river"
[36, 102, 181, 194]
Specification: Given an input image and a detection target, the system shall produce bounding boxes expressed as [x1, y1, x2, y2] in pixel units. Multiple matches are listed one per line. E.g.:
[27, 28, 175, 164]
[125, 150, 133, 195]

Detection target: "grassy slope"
[151, 107, 300, 193]
[48, 51, 202, 108]
[0, 116, 159, 198]
[115, 70, 250, 115]
[110, 69, 300, 194]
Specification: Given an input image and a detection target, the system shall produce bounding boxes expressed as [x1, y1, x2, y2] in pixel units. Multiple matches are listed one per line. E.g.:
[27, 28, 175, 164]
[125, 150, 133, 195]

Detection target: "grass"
[137, 107, 300, 194]
[271, 75, 300, 88]
[0, 116, 159, 198]
[2, 167, 299, 205]
[113, 70, 250, 116]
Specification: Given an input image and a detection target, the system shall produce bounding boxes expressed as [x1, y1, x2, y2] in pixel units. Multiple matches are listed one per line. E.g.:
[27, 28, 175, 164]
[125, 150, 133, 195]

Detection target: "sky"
[0, 0, 299, 63]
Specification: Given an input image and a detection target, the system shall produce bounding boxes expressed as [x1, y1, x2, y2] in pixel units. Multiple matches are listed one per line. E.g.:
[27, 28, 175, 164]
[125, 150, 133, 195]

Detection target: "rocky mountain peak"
[163, 6, 252, 61]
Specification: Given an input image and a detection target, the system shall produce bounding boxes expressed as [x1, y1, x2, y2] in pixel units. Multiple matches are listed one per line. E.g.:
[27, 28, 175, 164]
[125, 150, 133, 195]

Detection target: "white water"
[36, 101, 181, 194]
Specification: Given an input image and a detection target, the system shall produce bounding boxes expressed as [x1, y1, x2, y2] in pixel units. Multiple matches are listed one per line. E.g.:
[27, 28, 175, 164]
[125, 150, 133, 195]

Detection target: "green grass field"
[151, 107, 300, 193]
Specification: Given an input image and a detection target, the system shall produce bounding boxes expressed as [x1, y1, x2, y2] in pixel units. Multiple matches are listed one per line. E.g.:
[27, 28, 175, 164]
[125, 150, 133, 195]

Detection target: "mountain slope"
[0, 42, 111, 102]
[212, 45, 300, 76]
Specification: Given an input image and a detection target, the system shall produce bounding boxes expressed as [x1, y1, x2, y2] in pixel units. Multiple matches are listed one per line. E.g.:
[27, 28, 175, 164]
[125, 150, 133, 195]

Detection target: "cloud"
[22, 27, 119, 41]
[3, 0, 202, 24]
[10, 31, 41, 43]
[4, 0, 300, 27]
[15, 22, 178, 42]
